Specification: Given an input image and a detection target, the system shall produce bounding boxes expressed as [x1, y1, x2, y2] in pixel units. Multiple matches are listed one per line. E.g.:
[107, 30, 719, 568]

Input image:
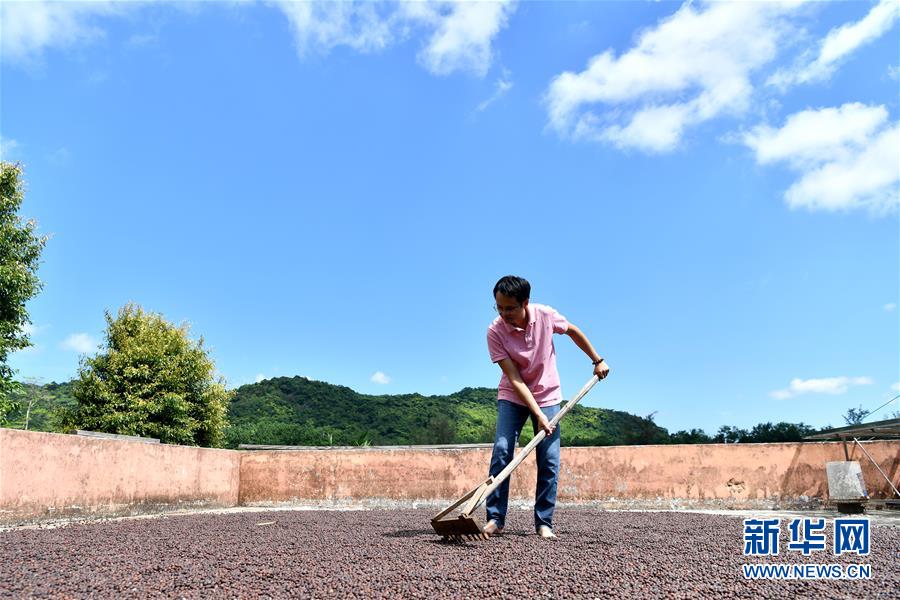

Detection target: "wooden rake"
[431, 375, 600, 542]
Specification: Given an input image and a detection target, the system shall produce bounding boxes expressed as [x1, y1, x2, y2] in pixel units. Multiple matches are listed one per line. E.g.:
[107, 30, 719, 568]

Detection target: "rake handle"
[469, 374, 599, 514]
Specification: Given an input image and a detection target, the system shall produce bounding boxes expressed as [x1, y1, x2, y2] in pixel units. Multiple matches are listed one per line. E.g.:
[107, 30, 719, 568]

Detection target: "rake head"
[431, 477, 495, 542]
[431, 514, 490, 543]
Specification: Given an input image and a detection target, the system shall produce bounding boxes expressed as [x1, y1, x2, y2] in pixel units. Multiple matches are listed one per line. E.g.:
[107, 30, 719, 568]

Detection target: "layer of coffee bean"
[2, 509, 895, 599]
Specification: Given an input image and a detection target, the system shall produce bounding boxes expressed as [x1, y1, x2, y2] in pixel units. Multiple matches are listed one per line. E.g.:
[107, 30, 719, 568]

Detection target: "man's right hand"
[536, 413, 555, 436]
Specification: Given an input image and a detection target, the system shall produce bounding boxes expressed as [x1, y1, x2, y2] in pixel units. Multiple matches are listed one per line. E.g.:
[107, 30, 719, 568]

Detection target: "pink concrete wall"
[0, 428, 241, 524]
[239, 447, 493, 505]
[559, 441, 898, 505]
[2, 427, 897, 525]
[239, 441, 899, 509]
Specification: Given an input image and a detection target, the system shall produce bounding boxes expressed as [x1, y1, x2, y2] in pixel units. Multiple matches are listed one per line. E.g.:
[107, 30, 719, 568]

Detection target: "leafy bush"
[67, 304, 232, 447]
[0, 163, 47, 422]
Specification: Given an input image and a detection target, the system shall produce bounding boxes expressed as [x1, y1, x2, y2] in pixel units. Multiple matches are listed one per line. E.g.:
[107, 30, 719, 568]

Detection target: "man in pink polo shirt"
[484, 275, 609, 539]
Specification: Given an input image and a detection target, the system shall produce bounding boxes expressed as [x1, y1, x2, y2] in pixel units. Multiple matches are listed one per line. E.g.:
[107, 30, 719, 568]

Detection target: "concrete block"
[825, 461, 868, 500]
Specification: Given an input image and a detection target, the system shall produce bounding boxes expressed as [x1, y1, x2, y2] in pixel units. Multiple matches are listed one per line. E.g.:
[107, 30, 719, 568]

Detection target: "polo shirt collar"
[502, 304, 535, 333]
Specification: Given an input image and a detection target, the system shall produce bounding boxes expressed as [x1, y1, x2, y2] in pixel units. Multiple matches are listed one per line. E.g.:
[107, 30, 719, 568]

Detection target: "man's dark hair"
[493, 275, 530, 303]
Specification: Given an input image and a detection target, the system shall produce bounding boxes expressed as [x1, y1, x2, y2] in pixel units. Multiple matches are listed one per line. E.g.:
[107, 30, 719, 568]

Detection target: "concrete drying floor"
[2, 508, 897, 599]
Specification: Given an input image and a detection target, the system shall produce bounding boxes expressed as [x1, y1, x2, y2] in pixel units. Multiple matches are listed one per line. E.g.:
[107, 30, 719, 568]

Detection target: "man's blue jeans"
[485, 399, 561, 531]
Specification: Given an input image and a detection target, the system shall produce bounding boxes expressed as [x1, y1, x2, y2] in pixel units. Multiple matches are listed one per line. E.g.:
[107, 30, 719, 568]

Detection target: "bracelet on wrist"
[592, 358, 604, 366]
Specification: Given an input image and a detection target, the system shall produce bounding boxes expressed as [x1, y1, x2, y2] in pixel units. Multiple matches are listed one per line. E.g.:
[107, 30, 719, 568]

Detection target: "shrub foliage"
[0, 163, 47, 423]
[69, 304, 231, 446]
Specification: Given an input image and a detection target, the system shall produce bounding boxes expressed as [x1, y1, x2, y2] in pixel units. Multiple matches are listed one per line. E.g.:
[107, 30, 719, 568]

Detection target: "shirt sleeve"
[546, 305, 569, 334]
[487, 327, 509, 363]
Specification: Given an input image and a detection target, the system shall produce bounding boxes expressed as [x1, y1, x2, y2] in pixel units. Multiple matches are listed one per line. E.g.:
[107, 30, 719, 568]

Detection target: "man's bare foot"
[537, 525, 556, 539]
[482, 520, 503, 536]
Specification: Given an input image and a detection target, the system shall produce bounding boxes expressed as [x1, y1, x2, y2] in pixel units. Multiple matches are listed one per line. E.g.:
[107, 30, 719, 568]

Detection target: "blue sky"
[1, 0, 898, 435]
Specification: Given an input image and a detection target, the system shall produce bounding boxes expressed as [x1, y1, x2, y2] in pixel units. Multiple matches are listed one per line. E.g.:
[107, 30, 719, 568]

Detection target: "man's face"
[494, 293, 528, 327]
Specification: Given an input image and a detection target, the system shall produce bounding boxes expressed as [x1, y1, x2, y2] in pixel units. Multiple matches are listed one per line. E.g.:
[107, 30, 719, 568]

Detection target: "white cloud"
[0, 1, 127, 67]
[19, 322, 50, 337]
[743, 103, 887, 167]
[60, 333, 98, 354]
[4, 1, 514, 78]
[370, 371, 391, 385]
[275, 0, 396, 57]
[782, 124, 899, 214]
[476, 70, 513, 112]
[885, 303, 897, 312]
[743, 103, 900, 213]
[255, 373, 266, 383]
[14, 323, 49, 354]
[544, 1, 800, 152]
[768, 0, 899, 90]
[1, 135, 20, 161]
[275, 0, 516, 77]
[771, 376, 874, 399]
[414, 0, 515, 77]
[892, 382, 900, 393]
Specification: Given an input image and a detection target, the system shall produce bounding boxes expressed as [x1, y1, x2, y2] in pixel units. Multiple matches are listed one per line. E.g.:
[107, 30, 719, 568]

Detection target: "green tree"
[668, 428, 712, 444]
[842, 405, 870, 426]
[5, 379, 75, 432]
[69, 304, 232, 446]
[17, 376, 44, 429]
[622, 411, 669, 445]
[714, 425, 748, 444]
[0, 163, 48, 423]
[427, 415, 456, 444]
[743, 421, 816, 443]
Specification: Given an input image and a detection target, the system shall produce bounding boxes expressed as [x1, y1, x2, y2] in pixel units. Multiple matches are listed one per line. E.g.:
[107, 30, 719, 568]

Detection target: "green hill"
[224, 376, 667, 448]
[3, 381, 77, 432]
[2, 376, 668, 448]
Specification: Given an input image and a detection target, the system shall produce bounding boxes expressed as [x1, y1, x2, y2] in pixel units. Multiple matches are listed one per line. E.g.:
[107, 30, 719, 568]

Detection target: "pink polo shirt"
[486, 303, 569, 407]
